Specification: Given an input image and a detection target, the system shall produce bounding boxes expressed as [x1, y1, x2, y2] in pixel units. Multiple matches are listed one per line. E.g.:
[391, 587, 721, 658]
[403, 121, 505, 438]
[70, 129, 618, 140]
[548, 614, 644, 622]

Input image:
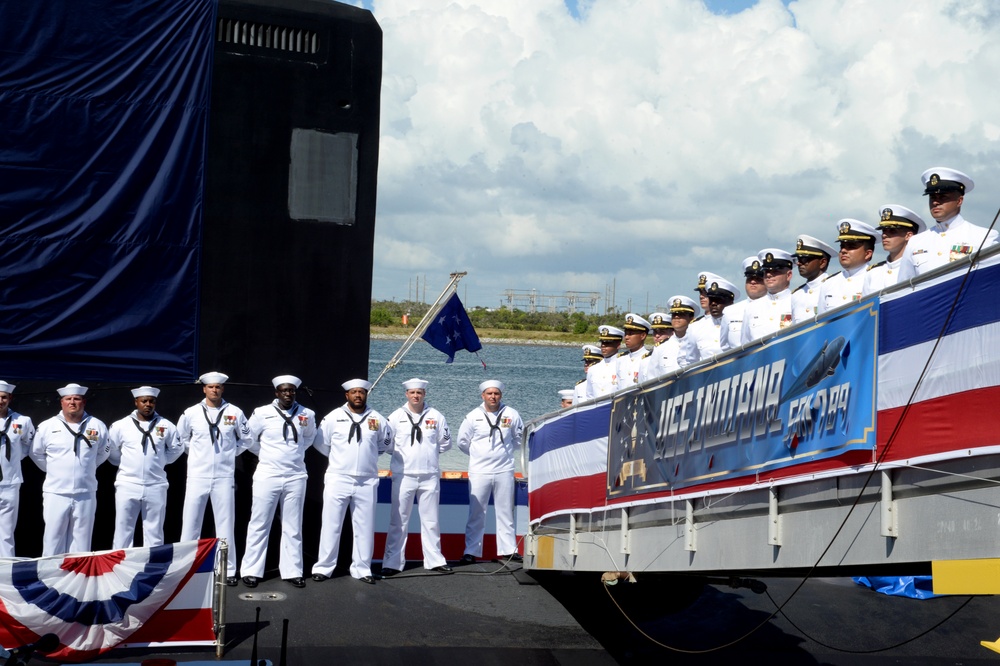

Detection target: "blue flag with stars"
[421, 293, 483, 363]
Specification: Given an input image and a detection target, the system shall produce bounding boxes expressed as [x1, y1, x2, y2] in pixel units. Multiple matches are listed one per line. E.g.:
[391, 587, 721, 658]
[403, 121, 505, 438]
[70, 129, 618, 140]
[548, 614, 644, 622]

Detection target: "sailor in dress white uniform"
[863, 205, 926, 296]
[817, 220, 879, 314]
[0, 381, 35, 557]
[741, 249, 794, 344]
[791, 235, 834, 323]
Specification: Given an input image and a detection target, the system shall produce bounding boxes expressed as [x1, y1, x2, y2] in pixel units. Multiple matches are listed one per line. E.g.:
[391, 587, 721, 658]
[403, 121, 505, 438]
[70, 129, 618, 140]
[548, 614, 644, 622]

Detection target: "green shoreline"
[370, 327, 588, 347]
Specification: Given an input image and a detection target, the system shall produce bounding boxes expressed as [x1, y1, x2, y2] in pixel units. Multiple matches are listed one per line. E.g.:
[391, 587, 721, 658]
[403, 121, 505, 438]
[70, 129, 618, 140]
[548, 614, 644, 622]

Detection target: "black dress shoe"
[285, 577, 306, 588]
[432, 565, 453, 573]
[358, 575, 375, 584]
[459, 554, 477, 565]
[226, 576, 239, 587]
[494, 553, 524, 563]
[242, 576, 259, 588]
[380, 568, 401, 577]
[311, 573, 329, 582]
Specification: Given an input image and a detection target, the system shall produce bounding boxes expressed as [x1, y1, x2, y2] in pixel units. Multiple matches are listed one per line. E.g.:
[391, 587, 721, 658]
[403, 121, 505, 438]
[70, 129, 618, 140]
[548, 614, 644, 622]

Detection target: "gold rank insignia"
[929, 173, 940, 186]
[652, 314, 663, 325]
[697, 274, 707, 289]
[796, 238, 803, 250]
[751, 260, 761, 271]
[710, 281, 719, 292]
[839, 220, 851, 235]
[626, 315, 634, 325]
[881, 207, 893, 221]
[765, 252, 774, 262]
[672, 298, 681, 308]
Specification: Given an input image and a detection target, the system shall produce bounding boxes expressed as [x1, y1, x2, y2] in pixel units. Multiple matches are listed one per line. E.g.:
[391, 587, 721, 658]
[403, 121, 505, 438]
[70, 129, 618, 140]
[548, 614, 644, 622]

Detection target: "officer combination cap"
[705, 277, 740, 301]
[130, 386, 160, 398]
[479, 379, 505, 393]
[878, 204, 926, 234]
[272, 375, 302, 389]
[794, 235, 835, 259]
[836, 219, 879, 242]
[342, 379, 371, 391]
[648, 312, 672, 330]
[922, 167, 973, 196]
[199, 371, 229, 385]
[0, 381, 15, 394]
[402, 378, 429, 391]
[57, 383, 88, 397]
[695, 271, 724, 292]
[668, 295, 697, 315]
[597, 325, 624, 341]
[758, 248, 794, 269]
[558, 389, 575, 402]
[623, 313, 651, 333]
[582, 344, 603, 361]
[743, 255, 764, 278]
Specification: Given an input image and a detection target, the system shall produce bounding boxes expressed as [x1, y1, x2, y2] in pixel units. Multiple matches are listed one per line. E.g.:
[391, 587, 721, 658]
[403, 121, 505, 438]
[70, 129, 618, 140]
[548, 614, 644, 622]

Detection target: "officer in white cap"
[108, 386, 183, 549]
[741, 249, 795, 344]
[558, 390, 575, 408]
[312, 379, 392, 584]
[241, 375, 318, 589]
[29, 384, 111, 556]
[694, 271, 725, 316]
[177, 371, 252, 585]
[667, 295, 701, 368]
[584, 325, 624, 399]
[817, 220, 879, 314]
[458, 380, 524, 564]
[690, 278, 740, 359]
[381, 378, 451, 577]
[863, 205, 927, 296]
[720, 257, 766, 352]
[0, 381, 35, 557]
[617, 313, 651, 389]
[791, 235, 835, 323]
[574, 344, 604, 403]
[898, 167, 999, 281]
[638, 313, 671, 382]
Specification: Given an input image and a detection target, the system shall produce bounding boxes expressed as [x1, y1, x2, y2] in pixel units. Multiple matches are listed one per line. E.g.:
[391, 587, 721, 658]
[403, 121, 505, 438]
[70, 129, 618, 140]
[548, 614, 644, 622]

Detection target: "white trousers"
[464, 472, 516, 557]
[382, 473, 445, 570]
[42, 491, 96, 556]
[0, 485, 20, 558]
[181, 476, 238, 576]
[113, 481, 168, 549]
[312, 474, 378, 580]
[240, 475, 306, 580]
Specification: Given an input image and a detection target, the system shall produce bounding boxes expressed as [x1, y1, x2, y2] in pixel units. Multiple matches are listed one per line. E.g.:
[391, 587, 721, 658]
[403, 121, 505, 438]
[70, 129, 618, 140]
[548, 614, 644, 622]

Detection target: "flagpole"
[370, 271, 468, 392]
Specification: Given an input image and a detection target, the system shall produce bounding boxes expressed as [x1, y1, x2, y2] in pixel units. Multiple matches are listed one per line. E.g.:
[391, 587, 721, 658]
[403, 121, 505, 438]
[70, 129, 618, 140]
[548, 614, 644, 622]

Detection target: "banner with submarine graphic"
[607, 300, 878, 497]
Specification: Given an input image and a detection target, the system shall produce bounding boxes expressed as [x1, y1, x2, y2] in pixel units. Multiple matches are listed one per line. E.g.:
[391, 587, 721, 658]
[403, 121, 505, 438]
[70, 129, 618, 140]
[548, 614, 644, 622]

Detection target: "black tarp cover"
[0, 1, 216, 381]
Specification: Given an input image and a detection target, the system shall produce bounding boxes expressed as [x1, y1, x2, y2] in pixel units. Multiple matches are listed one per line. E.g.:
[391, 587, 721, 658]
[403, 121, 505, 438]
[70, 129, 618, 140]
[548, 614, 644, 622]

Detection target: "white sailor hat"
[130, 386, 160, 398]
[558, 389, 575, 402]
[0, 381, 15, 394]
[922, 167, 973, 195]
[623, 313, 651, 333]
[57, 383, 87, 397]
[597, 325, 624, 341]
[758, 248, 794, 269]
[794, 235, 835, 259]
[878, 204, 926, 234]
[582, 344, 603, 361]
[836, 219, 879, 242]
[199, 371, 229, 385]
[342, 379, 372, 391]
[479, 379, 505, 393]
[742, 256, 764, 278]
[695, 271, 724, 292]
[272, 375, 302, 388]
[402, 378, 429, 391]
[668, 295, 698, 315]
[648, 312, 672, 330]
[705, 277, 740, 301]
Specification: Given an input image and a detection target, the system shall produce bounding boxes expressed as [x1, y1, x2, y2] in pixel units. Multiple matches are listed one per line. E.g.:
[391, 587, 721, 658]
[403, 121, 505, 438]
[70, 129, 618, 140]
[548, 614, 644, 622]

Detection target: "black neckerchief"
[274, 403, 300, 443]
[131, 415, 160, 453]
[201, 402, 225, 449]
[60, 416, 92, 455]
[404, 408, 425, 446]
[0, 415, 11, 463]
[343, 406, 367, 444]
[483, 406, 506, 445]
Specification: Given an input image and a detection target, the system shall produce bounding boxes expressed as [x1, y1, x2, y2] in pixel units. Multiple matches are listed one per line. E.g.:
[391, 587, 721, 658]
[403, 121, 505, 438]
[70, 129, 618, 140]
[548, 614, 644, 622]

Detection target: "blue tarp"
[0, 0, 216, 382]
[853, 576, 939, 599]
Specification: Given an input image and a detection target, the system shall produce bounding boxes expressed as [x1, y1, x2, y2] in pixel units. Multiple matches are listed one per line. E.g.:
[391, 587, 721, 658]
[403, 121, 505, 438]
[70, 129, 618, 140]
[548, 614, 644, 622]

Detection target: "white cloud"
[368, 0, 1000, 311]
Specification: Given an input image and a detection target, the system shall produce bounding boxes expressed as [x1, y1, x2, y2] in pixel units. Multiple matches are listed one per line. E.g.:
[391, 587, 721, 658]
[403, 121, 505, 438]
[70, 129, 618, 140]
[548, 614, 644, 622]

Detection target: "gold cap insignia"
[881, 208, 893, 221]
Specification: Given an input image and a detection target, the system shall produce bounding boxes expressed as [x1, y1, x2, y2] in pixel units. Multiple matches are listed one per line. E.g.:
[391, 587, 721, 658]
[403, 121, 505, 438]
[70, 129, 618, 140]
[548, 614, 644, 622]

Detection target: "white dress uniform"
[30, 413, 110, 556]
[458, 403, 523, 558]
[573, 377, 589, 403]
[108, 411, 183, 548]
[689, 315, 724, 360]
[791, 273, 828, 323]
[897, 214, 999, 281]
[862, 259, 900, 296]
[312, 403, 392, 580]
[178, 399, 251, 575]
[240, 400, 318, 580]
[0, 410, 35, 557]
[616, 348, 647, 388]
[817, 266, 868, 313]
[382, 404, 451, 571]
[719, 300, 748, 352]
[740, 289, 792, 344]
[585, 356, 619, 398]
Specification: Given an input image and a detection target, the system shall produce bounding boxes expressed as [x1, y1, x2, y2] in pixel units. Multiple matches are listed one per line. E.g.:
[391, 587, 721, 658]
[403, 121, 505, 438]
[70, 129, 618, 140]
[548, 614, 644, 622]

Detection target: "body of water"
[366, 339, 584, 471]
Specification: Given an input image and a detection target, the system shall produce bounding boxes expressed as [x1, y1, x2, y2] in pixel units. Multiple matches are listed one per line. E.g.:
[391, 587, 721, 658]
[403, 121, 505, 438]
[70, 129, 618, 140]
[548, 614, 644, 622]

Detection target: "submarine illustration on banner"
[781, 336, 849, 402]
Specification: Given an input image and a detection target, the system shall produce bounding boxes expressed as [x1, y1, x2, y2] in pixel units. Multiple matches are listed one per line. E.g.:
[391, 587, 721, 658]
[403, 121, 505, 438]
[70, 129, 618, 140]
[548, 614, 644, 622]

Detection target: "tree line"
[370, 299, 613, 334]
